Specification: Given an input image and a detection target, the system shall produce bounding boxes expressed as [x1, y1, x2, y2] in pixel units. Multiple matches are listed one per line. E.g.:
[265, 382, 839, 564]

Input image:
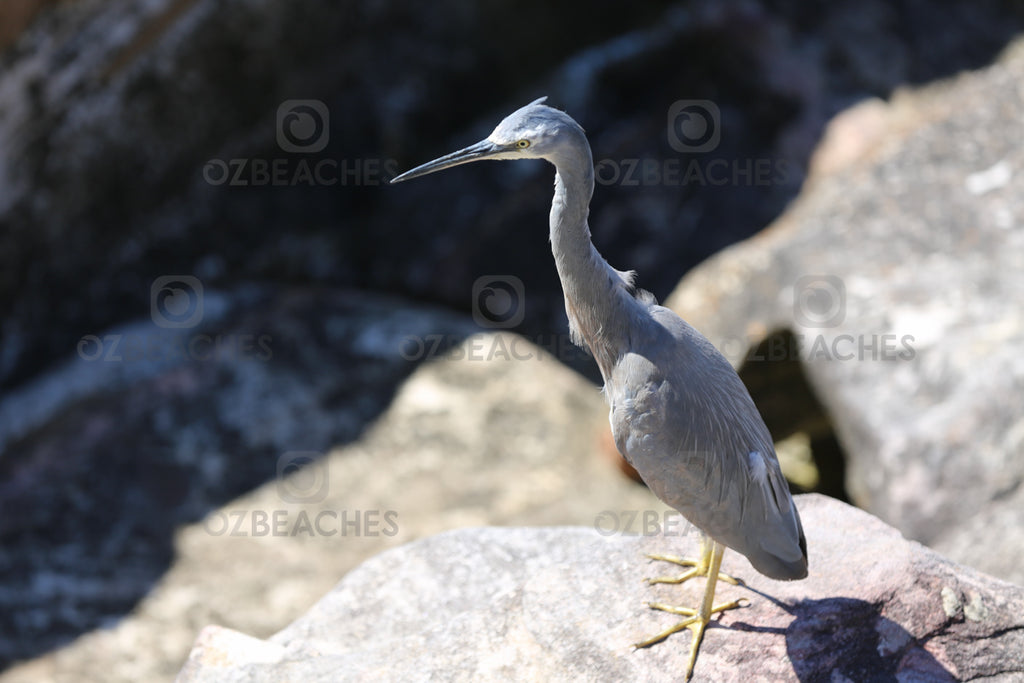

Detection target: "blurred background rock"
[1, 1, 1022, 681]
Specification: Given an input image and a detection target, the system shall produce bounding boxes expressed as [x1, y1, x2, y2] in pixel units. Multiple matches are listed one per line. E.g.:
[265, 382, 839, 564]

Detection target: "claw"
[644, 551, 743, 586]
[644, 567, 702, 586]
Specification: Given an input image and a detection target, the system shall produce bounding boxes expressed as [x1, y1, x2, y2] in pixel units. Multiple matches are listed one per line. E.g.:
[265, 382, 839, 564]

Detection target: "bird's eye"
[516, 139, 531, 149]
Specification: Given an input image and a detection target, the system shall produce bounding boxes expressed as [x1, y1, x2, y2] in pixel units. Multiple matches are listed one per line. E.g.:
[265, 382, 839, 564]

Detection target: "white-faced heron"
[392, 97, 807, 680]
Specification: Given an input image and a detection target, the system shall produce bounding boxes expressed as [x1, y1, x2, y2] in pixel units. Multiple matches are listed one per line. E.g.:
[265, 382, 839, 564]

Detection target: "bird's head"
[391, 97, 585, 183]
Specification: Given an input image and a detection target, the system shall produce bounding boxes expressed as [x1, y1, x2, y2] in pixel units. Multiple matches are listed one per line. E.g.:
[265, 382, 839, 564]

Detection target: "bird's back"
[607, 304, 807, 580]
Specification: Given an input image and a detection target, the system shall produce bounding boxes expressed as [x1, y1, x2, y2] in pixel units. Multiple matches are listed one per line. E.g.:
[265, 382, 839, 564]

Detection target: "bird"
[391, 97, 807, 680]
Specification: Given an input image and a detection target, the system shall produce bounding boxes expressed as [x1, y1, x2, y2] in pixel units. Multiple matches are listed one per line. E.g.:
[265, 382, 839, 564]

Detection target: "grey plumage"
[608, 307, 806, 579]
[392, 98, 807, 675]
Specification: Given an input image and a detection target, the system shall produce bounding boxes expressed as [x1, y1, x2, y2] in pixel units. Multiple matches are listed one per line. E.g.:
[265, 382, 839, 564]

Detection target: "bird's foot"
[632, 597, 748, 679]
[635, 542, 746, 680]
[643, 553, 743, 586]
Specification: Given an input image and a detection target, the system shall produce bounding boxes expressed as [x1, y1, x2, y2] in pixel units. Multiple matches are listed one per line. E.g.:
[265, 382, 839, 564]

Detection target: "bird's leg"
[634, 542, 747, 680]
[644, 536, 742, 587]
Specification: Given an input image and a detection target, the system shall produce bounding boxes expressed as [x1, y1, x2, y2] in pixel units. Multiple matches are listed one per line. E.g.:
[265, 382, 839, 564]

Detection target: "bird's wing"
[608, 308, 807, 580]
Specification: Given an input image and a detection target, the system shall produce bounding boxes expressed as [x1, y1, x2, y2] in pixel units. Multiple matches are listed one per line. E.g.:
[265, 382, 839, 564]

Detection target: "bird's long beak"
[390, 139, 504, 183]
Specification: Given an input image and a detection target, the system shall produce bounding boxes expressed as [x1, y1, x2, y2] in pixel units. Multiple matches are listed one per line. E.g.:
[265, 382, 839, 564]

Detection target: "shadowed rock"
[0, 328, 666, 681]
[4, 0, 1024, 393]
[0, 288, 480, 669]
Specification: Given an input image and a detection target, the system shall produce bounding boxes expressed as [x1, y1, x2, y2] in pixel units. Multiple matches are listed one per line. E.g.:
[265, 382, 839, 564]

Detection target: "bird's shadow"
[726, 585, 956, 682]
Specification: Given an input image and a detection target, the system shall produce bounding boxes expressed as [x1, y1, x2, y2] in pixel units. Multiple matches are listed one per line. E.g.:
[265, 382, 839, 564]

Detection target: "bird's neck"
[549, 144, 639, 379]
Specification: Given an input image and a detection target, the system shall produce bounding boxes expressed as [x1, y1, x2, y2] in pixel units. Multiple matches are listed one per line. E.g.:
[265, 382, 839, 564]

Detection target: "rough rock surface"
[0, 327, 670, 682]
[5, 2, 1024, 680]
[177, 495, 1024, 682]
[0, 288, 477, 670]
[665, 39, 1024, 585]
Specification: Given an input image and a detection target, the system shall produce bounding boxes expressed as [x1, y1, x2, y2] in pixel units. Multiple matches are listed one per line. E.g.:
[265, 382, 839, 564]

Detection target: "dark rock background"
[4, 0, 1024, 391]
[2, 0, 1024, 679]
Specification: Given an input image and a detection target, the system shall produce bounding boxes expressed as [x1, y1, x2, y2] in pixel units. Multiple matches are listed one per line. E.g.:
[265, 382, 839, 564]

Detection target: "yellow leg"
[634, 541, 747, 681]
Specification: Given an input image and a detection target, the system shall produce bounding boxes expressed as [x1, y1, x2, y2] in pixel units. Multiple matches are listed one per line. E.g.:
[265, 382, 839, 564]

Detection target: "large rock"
[0, 327, 669, 682]
[665, 39, 1024, 585]
[6, 2, 1024, 680]
[177, 495, 1024, 682]
[0, 287, 480, 671]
